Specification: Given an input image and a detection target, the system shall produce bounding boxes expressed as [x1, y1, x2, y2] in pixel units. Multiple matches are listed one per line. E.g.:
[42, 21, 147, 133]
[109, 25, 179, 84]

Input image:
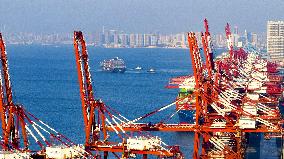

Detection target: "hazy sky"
[0, 0, 283, 34]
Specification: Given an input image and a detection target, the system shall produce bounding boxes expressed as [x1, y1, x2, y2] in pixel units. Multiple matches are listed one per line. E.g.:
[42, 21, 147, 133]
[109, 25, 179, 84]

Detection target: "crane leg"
[143, 154, 147, 159]
[104, 151, 108, 159]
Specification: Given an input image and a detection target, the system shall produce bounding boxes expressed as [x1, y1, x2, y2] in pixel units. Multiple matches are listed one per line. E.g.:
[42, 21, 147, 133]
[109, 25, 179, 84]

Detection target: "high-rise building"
[174, 33, 186, 48]
[232, 34, 240, 47]
[251, 33, 258, 47]
[113, 34, 119, 45]
[108, 30, 117, 44]
[267, 21, 284, 62]
[129, 34, 136, 47]
[234, 26, 239, 35]
[149, 35, 157, 46]
[160, 35, 171, 46]
[136, 34, 144, 47]
[143, 34, 151, 46]
[94, 31, 101, 46]
[244, 30, 248, 45]
[104, 31, 110, 44]
[119, 34, 128, 47]
[215, 34, 226, 47]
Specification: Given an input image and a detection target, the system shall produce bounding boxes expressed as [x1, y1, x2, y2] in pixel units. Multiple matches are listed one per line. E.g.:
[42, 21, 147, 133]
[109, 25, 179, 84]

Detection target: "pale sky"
[0, 0, 283, 34]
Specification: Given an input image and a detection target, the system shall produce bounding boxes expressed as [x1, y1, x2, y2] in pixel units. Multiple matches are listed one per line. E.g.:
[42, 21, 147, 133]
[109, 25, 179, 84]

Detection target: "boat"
[147, 68, 155, 73]
[100, 57, 126, 73]
[135, 66, 142, 70]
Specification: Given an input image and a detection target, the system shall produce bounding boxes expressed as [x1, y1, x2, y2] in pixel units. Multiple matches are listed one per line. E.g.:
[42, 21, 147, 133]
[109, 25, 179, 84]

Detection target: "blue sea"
[5, 45, 281, 158]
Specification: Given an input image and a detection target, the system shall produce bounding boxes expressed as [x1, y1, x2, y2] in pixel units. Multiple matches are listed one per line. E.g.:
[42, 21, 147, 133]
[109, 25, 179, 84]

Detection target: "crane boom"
[73, 31, 98, 145]
[201, 19, 214, 78]
[73, 31, 184, 159]
[0, 33, 7, 148]
[0, 33, 28, 150]
[0, 35, 13, 106]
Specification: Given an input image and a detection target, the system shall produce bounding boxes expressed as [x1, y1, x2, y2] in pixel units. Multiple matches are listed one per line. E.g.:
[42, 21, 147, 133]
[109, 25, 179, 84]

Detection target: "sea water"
[6, 45, 280, 159]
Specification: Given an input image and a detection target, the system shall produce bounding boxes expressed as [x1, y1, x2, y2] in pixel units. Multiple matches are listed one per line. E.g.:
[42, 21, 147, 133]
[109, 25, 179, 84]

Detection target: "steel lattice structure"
[105, 19, 284, 159]
[73, 31, 184, 159]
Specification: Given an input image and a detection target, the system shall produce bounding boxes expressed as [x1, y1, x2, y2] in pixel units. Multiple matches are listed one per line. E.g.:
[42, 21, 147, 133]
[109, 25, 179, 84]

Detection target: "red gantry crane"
[0, 33, 28, 150]
[73, 31, 184, 159]
[0, 33, 87, 159]
[104, 19, 284, 159]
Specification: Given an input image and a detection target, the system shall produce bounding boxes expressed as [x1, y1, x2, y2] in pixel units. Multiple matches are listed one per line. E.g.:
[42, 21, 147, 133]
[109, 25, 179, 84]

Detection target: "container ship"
[100, 57, 126, 73]
[167, 75, 196, 123]
[167, 52, 284, 125]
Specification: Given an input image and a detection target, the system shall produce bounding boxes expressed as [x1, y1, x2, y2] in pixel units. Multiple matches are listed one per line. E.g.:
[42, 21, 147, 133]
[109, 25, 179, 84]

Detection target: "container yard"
[0, 18, 283, 159]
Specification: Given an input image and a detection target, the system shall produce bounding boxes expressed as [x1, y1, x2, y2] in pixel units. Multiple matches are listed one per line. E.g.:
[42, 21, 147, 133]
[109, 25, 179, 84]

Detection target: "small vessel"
[147, 68, 155, 73]
[100, 57, 126, 73]
[135, 66, 142, 70]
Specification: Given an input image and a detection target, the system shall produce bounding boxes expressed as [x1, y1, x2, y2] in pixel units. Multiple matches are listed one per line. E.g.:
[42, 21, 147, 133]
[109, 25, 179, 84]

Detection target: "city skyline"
[0, 23, 268, 35]
[1, 26, 267, 50]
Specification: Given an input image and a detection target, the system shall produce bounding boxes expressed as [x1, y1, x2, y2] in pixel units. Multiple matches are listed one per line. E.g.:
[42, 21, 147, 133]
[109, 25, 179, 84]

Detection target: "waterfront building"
[113, 34, 119, 46]
[244, 30, 248, 45]
[104, 31, 110, 45]
[174, 33, 186, 48]
[129, 34, 136, 47]
[144, 34, 151, 47]
[232, 34, 240, 47]
[234, 26, 239, 35]
[119, 34, 128, 47]
[215, 34, 226, 47]
[150, 34, 158, 46]
[267, 21, 284, 62]
[136, 34, 144, 47]
[251, 33, 258, 47]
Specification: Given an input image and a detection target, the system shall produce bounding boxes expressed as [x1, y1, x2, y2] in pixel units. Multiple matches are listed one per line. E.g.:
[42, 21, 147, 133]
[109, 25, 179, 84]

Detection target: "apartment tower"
[267, 21, 284, 62]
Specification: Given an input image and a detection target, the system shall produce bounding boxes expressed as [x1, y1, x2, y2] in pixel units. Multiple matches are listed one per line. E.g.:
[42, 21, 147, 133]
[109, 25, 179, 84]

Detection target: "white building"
[267, 21, 284, 62]
[150, 34, 158, 46]
[129, 34, 136, 47]
[136, 34, 144, 47]
[143, 34, 151, 47]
